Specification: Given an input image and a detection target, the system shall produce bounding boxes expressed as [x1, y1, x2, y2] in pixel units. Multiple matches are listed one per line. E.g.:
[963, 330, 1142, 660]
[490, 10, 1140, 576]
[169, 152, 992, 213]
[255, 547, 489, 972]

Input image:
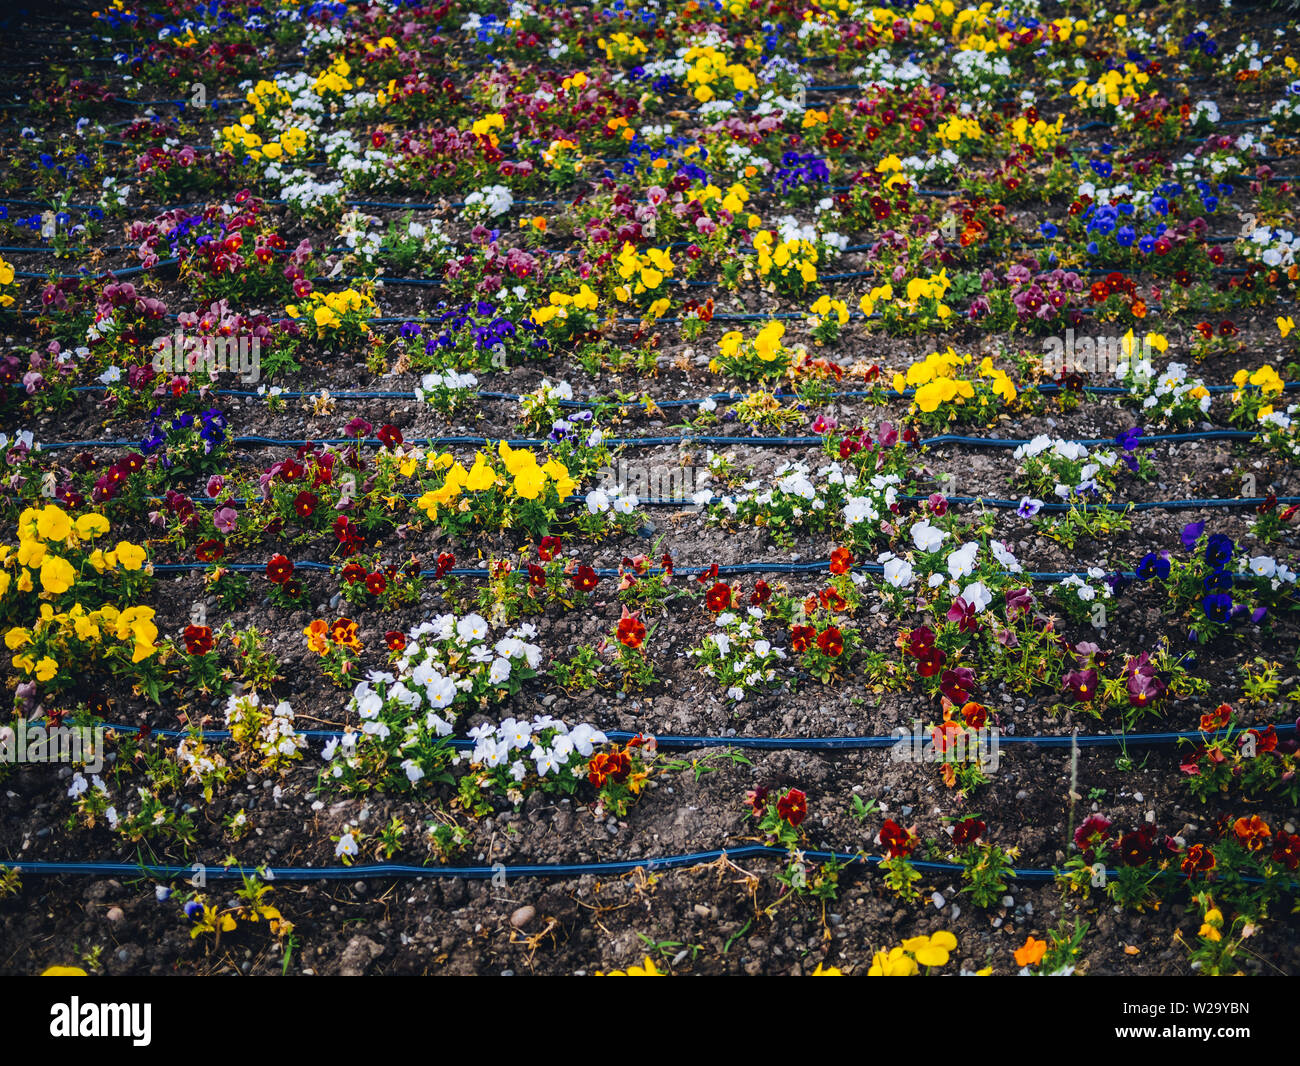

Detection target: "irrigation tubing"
[90, 70, 1230, 109]
[7, 260, 1265, 284]
[9, 300, 1297, 328]
[22, 380, 1300, 405]
[86, 721, 1299, 752]
[0, 852, 1097, 882]
[30, 429, 1262, 451]
[140, 490, 1300, 515]
[3, 175, 1289, 218]
[3, 849, 1295, 887]
[145, 559, 1284, 586]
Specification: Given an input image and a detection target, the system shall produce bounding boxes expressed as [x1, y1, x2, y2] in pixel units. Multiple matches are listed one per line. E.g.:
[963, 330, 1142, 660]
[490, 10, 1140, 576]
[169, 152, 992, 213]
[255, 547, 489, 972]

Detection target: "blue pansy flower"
[1135, 552, 1170, 581]
[1202, 570, 1232, 593]
[1204, 533, 1235, 569]
[1201, 593, 1233, 623]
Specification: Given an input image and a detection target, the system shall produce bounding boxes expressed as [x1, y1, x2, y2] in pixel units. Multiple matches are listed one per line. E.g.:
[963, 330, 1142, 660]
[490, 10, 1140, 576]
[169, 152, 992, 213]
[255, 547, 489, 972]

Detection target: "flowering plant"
[1179, 703, 1300, 805]
[139, 406, 230, 481]
[284, 287, 376, 343]
[304, 617, 364, 687]
[867, 932, 958, 976]
[712, 320, 793, 382]
[2, 505, 157, 693]
[459, 715, 615, 809]
[416, 441, 577, 540]
[221, 692, 307, 773]
[688, 605, 786, 701]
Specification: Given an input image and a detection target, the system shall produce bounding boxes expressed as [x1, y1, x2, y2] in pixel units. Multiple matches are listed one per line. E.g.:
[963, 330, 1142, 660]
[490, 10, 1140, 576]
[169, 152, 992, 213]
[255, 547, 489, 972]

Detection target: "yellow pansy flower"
[541, 459, 576, 500]
[114, 542, 148, 571]
[36, 506, 72, 543]
[513, 462, 547, 501]
[465, 455, 496, 492]
[905, 931, 957, 967]
[39, 556, 77, 595]
[72, 612, 101, 642]
[497, 440, 530, 476]
[868, 946, 919, 976]
[74, 513, 110, 538]
[599, 955, 664, 976]
[18, 540, 47, 568]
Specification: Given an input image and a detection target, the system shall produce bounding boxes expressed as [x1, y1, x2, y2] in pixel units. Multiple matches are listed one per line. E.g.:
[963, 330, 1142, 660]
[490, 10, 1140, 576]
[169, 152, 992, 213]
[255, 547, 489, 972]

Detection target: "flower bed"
[0, 0, 1299, 978]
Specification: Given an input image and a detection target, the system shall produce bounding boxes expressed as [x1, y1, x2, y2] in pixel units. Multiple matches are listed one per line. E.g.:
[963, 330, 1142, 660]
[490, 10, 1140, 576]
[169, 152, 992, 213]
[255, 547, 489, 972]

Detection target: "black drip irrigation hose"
[87, 721, 1299, 752]
[6, 259, 1268, 283]
[139, 490, 1300, 515]
[0, 139, 1288, 223]
[13, 380, 1298, 407]
[748, 492, 1298, 513]
[2, 235, 1265, 262]
[0, 851, 1103, 882]
[30, 429, 1262, 451]
[603, 300, 1300, 324]
[2, 171, 1289, 217]
[89, 67, 1234, 109]
[11, 258, 177, 280]
[2, 848, 1294, 887]
[7, 298, 1297, 327]
[145, 559, 1282, 586]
